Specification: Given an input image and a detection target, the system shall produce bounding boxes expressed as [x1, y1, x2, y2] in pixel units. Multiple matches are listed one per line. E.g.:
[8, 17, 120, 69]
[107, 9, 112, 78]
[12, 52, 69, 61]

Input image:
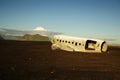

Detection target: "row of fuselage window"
[56, 39, 81, 46]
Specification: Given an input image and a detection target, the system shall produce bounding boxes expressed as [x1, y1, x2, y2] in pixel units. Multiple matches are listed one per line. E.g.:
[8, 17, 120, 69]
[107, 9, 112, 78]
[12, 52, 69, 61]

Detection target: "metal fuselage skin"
[51, 35, 108, 53]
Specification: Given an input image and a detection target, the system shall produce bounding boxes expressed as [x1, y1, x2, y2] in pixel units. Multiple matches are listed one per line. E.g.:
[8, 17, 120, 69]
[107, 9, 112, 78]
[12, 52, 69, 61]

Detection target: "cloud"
[33, 26, 47, 31]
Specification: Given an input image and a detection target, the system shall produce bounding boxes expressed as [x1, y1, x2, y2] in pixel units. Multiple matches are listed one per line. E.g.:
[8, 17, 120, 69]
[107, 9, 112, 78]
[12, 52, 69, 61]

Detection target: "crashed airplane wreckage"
[51, 35, 108, 53]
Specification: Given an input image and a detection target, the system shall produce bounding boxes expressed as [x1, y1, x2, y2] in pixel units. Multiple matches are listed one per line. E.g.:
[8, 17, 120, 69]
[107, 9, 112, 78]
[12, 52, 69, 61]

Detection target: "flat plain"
[0, 40, 120, 80]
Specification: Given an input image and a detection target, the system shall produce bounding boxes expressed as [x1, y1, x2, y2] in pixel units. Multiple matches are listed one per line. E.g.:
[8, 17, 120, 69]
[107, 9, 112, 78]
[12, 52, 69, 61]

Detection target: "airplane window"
[75, 42, 77, 46]
[63, 40, 64, 42]
[72, 42, 74, 44]
[79, 43, 81, 45]
[68, 41, 70, 43]
[60, 40, 61, 42]
[65, 41, 67, 43]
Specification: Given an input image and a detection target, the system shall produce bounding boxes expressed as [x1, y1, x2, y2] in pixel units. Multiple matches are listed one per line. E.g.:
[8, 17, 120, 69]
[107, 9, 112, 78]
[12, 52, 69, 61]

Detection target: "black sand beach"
[0, 40, 120, 80]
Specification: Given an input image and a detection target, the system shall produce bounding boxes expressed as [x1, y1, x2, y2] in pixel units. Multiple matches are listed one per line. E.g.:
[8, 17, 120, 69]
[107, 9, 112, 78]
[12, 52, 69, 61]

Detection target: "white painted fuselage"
[51, 35, 108, 53]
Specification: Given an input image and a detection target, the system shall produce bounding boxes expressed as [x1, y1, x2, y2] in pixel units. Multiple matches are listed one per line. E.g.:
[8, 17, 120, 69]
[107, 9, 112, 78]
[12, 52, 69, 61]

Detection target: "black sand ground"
[0, 40, 120, 80]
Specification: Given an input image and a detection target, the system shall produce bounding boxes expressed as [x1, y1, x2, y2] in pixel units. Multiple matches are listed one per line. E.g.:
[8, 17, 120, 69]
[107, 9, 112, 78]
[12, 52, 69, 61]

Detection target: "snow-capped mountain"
[0, 27, 61, 40]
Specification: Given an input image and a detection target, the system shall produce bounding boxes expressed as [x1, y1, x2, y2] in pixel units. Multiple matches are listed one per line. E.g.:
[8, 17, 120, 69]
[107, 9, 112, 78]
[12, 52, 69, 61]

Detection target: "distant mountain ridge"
[0, 35, 21, 40]
[19, 34, 49, 41]
[0, 34, 49, 41]
[0, 35, 4, 40]
[0, 28, 62, 41]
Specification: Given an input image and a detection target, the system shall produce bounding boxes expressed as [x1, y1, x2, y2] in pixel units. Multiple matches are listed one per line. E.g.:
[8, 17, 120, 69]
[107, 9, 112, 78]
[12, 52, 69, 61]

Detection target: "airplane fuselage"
[51, 35, 108, 53]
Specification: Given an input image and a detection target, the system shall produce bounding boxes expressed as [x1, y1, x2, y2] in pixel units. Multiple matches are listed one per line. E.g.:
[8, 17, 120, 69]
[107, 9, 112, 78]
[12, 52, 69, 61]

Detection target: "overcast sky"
[0, 0, 120, 45]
